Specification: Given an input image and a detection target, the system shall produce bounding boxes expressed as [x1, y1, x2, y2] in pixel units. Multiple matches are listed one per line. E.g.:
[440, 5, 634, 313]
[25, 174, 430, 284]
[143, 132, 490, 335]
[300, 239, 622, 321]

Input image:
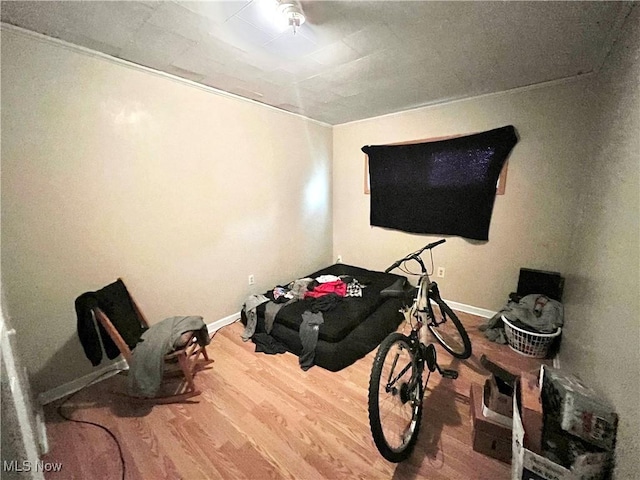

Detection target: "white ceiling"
[1, 1, 633, 125]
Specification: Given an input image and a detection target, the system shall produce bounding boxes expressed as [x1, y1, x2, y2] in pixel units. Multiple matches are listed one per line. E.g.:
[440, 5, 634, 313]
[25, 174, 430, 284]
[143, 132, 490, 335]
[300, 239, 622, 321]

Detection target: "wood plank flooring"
[41, 311, 548, 480]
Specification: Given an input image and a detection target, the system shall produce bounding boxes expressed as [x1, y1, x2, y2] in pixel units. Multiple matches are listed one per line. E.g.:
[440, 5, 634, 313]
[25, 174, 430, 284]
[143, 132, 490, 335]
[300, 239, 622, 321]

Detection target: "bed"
[241, 263, 407, 371]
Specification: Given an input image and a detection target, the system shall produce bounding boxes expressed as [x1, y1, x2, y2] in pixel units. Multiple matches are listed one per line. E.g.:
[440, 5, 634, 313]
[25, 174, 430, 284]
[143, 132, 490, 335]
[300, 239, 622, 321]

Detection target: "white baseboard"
[444, 299, 496, 319]
[38, 359, 128, 405]
[38, 312, 241, 406]
[207, 311, 240, 334]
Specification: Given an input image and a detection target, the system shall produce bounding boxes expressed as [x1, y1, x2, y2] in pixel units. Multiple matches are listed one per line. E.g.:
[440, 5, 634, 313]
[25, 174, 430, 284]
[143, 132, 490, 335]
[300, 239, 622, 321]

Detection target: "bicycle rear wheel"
[368, 333, 423, 463]
[427, 298, 472, 359]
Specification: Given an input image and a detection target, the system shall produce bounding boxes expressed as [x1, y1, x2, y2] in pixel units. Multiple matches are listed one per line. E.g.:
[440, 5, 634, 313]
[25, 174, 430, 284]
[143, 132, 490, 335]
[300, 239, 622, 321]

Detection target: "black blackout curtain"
[362, 125, 518, 241]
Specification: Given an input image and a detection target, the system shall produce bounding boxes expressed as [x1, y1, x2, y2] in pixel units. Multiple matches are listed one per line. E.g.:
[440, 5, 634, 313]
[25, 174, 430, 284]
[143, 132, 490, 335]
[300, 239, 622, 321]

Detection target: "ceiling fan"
[277, 1, 306, 34]
[257, 0, 307, 35]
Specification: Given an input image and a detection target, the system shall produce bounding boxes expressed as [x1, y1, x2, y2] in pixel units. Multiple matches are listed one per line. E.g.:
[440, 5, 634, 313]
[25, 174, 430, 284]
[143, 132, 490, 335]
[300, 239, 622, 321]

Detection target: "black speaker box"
[516, 268, 564, 301]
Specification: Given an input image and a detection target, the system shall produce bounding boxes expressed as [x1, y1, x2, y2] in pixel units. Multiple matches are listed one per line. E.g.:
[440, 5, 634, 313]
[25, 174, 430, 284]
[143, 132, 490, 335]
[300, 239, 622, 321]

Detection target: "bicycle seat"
[380, 279, 415, 302]
[380, 278, 406, 298]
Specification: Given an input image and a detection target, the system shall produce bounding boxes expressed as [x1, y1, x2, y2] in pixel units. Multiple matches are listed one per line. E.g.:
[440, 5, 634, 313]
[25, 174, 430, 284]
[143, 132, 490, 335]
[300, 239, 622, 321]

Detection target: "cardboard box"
[520, 372, 543, 455]
[512, 375, 611, 480]
[483, 375, 514, 428]
[470, 383, 512, 463]
[541, 366, 618, 451]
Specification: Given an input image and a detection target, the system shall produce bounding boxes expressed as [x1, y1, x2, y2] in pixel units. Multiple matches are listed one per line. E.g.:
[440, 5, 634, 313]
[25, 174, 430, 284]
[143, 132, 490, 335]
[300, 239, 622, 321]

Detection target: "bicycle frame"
[407, 268, 441, 329]
[382, 328, 428, 407]
[394, 267, 448, 395]
[370, 239, 464, 462]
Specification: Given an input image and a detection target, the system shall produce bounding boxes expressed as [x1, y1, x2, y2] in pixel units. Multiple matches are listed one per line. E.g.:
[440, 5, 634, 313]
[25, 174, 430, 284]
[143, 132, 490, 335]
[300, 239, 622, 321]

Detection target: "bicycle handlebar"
[384, 239, 446, 273]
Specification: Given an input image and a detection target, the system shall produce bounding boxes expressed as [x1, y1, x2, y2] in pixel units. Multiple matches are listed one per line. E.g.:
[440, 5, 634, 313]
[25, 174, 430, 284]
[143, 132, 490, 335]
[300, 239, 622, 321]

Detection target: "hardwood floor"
[41, 312, 548, 480]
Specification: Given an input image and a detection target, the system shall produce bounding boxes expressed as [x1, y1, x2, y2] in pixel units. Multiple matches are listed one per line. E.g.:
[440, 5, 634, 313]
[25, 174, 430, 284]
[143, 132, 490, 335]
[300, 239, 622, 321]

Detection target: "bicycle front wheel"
[427, 298, 472, 359]
[368, 333, 423, 463]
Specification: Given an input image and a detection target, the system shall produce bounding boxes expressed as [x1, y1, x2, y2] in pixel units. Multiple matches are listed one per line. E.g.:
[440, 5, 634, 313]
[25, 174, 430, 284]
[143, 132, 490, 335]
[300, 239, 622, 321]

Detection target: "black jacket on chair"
[75, 279, 147, 366]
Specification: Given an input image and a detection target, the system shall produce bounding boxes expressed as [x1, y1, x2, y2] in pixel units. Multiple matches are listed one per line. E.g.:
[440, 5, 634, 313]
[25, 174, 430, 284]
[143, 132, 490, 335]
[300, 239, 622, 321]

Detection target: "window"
[364, 133, 508, 195]
[362, 126, 518, 241]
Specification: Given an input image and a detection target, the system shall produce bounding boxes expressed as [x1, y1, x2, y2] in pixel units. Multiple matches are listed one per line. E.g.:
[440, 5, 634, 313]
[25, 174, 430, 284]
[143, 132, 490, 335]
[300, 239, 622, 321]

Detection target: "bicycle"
[368, 239, 472, 462]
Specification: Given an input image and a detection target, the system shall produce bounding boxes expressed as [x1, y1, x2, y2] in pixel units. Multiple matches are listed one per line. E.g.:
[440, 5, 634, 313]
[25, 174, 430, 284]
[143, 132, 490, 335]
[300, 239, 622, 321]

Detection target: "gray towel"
[299, 311, 324, 371]
[241, 294, 269, 341]
[264, 301, 284, 334]
[128, 315, 209, 397]
[481, 294, 564, 343]
[502, 294, 564, 332]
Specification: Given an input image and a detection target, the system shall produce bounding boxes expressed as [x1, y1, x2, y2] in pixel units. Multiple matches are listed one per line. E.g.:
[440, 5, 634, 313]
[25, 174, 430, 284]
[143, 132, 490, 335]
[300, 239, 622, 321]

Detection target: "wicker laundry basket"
[501, 315, 561, 358]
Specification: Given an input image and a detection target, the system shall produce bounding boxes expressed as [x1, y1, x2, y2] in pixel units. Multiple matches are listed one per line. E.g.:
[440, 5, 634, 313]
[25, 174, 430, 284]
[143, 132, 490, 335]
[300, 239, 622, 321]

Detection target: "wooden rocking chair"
[92, 279, 213, 403]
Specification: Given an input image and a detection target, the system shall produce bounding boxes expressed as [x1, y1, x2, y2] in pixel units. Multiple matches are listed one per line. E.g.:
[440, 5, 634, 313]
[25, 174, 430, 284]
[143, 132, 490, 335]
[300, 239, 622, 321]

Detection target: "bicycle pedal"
[441, 369, 458, 380]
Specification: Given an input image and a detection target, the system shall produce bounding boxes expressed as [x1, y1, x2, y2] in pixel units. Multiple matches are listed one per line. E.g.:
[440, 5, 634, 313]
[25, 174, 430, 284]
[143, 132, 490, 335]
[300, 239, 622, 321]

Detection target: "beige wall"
[1, 28, 333, 393]
[561, 6, 639, 480]
[333, 78, 594, 311]
[333, 7, 639, 478]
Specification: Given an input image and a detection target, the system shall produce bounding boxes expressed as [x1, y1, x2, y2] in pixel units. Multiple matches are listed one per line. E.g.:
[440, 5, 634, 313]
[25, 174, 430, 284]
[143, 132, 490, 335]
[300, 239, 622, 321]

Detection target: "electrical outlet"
[248, 274, 255, 285]
[337, 255, 343, 263]
[437, 267, 445, 278]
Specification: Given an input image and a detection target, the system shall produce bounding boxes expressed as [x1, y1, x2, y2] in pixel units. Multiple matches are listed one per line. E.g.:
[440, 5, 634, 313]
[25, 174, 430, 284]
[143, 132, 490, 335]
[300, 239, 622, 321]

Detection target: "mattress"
[244, 263, 406, 371]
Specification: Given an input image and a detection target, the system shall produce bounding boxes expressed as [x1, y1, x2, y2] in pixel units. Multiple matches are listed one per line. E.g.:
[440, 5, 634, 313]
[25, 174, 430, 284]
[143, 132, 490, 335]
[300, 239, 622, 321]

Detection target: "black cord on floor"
[56, 369, 126, 480]
[55, 327, 223, 480]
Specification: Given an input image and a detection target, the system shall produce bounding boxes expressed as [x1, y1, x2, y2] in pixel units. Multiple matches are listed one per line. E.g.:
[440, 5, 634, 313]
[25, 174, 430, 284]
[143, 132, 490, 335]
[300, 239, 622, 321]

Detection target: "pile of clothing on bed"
[242, 274, 367, 370]
[240, 263, 406, 372]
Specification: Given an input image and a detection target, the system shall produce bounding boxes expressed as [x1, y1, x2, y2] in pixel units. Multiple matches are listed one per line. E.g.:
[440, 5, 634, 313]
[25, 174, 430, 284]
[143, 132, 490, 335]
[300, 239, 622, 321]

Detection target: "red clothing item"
[304, 280, 347, 299]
